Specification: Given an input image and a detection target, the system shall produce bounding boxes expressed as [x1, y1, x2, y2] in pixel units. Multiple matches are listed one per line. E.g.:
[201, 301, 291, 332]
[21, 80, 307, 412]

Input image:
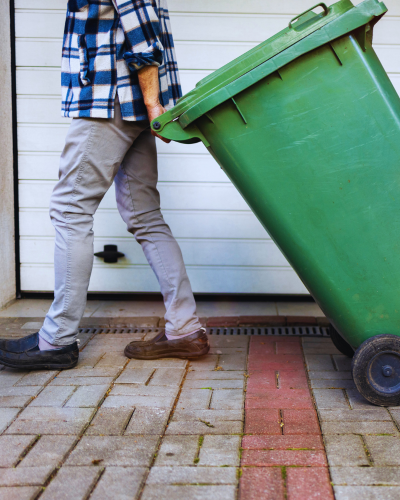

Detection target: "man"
[0, 0, 209, 370]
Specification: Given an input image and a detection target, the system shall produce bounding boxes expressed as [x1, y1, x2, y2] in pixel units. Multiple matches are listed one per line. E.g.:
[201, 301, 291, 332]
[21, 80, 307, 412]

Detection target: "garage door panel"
[18, 153, 226, 183]
[14, 0, 400, 17]
[21, 265, 306, 294]
[16, 38, 400, 74]
[16, 69, 211, 98]
[19, 180, 251, 211]
[20, 237, 289, 267]
[20, 209, 268, 239]
[17, 124, 208, 155]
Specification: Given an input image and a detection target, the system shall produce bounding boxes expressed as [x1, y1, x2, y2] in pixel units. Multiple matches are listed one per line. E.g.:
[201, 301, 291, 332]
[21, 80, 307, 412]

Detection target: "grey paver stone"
[126, 359, 187, 369]
[0, 396, 33, 408]
[0, 487, 41, 500]
[0, 408, 20, 433]
[198, 435, 240, 466]
[114, 368, 154, 384]
[40, 466, 100, 500]
[333, 355, 353, 372]
[50, 376, 115, 386]
[324, 435, 369, 466]
[331, 466, 400, 485]
[86, 408, 133, 436]
[95, 353, 127, 368]
[304, 355, 335, 371]
[333, 486, 400, 500]
[90, 467, 148, 500]
[57, 367, 120, 378]
[172, 409, 243, 422]
[65, 384, 109, 408]
[74, 352, 103, 368]
[166, 420, 243, 435]
[149, 368, 186, 387]
[0, 387, 42, 397]
[388, 409, 400, 427]
[176, 389, 212, 410]
[302, 346, 341, 355]
[189, 355, 218, 371]
[66, 436, 159, 466]
[16, 371, 58, 386]
[110, 384, 178, 398]
[0, 435, 36, 467]
[184, 379, 244, 390]
[308, 371, 352, 380]
[0, 466, 53, 486]
[186, 371, 245, 381]
[311, 380, 356, 390]
[218, 354, 247, 371]
[210, 390, 244, 410]
[347, 390, 380, 410]
[321, 421, 398, 435]
[6, 407, 95, 435]
[29, 386, 75, 407]
[124, 407, 170, 435]
[141, 485, 237, 500]
[208, 337, 248, 348]
[147, 466, 237, 485]
[313, 389, 349, 409]
[155, 435, 199, 466]
[318, 409, 391, 422]
[20, 435, 77, 467]
[364, 435, 400, 466]
[102, 395, 175, 409]
[0, 371, 25, 387]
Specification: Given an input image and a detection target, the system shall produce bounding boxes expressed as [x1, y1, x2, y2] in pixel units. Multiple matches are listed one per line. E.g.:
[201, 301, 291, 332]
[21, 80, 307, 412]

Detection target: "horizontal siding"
[20, 237, 289, 266]
[13, 0, 400, 15]
[14, 10, 400, 45]
[19, 180, 251, 211]
[20, 265, 306, 294]
[19, 209, 268, 239]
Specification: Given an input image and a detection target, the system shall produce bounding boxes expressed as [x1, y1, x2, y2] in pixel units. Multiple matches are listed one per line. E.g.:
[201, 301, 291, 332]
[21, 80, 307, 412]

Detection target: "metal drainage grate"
[78, 326, 329, 337]
[78, 327, 162, 335]
[206, 326, 330, 337]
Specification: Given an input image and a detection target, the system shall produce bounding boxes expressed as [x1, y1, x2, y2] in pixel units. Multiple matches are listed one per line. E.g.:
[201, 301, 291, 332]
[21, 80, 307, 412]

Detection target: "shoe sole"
[0, 359, 79, 371]
[124, 345, 210, 360]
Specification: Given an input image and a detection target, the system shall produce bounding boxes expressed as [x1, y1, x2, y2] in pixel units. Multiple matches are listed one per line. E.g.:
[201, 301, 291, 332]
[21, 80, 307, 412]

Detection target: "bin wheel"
[352, 334, 400, 407]
[329, 325, 354, 358]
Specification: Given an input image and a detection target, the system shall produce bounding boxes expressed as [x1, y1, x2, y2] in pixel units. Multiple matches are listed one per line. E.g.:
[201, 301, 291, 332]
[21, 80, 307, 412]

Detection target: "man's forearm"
[138, 65, 160, 108]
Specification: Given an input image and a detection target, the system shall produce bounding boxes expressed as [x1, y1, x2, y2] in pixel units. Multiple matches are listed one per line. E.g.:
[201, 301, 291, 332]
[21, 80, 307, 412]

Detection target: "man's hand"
[146, 103, 171, 144]
[137, 65, 171, 144]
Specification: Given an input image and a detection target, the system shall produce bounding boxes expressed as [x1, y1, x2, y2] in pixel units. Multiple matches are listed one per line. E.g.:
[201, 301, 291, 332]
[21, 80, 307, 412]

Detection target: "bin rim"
[151, 0, 387, 142]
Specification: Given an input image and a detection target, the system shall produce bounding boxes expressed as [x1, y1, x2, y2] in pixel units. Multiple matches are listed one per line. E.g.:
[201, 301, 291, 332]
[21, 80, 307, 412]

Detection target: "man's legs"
[40, 108, 148, 346]
[114, 128, 202, 337]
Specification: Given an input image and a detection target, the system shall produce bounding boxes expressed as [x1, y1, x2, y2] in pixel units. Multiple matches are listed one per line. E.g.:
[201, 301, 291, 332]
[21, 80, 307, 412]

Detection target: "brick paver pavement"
[1, 317, 400, 499]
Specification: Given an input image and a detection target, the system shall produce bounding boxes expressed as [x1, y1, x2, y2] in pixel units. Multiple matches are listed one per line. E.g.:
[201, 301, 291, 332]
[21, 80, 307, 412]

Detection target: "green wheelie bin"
[151, 0, 400, 406]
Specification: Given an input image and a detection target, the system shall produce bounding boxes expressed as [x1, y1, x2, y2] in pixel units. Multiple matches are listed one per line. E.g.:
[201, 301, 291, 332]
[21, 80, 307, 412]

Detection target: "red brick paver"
[239, 337, 334, 500]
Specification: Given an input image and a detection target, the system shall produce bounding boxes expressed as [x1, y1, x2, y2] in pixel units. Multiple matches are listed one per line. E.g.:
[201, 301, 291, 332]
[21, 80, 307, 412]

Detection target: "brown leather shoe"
[124, 329, 210, 360]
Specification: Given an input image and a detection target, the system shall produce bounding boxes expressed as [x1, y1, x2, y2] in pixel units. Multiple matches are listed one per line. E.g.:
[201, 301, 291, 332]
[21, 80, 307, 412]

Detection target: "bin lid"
[153, 0, 387, 137]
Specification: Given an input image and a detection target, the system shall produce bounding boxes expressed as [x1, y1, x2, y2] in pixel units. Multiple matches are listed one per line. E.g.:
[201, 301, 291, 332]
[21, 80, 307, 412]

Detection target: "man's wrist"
[145, 100, 161, 110]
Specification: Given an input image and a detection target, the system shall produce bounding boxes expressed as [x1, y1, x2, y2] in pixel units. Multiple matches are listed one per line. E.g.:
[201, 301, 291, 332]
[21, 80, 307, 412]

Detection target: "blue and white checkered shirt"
[62, 0, 182, 121]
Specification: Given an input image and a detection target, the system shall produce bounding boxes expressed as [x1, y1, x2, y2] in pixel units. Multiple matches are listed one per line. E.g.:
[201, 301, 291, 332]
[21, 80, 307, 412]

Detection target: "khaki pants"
[40, 101, 201, 346]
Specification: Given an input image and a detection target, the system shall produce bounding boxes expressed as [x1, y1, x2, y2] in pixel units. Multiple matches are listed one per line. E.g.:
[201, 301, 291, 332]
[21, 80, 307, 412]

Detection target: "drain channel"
[78, 326, 329, 337]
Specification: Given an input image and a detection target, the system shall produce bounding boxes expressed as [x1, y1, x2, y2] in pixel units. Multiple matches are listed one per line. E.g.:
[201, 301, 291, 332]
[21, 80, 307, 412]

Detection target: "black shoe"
[124, 328, 210, 360]
[0, 333, 79, 370]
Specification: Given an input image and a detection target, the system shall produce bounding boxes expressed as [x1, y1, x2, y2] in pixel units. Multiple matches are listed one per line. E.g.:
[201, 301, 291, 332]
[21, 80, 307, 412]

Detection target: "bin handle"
[289, 3, 329, 29]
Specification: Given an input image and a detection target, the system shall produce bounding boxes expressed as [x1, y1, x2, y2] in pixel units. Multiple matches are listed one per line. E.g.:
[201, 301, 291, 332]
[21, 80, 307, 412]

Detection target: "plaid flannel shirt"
[62, 0, 182, 121]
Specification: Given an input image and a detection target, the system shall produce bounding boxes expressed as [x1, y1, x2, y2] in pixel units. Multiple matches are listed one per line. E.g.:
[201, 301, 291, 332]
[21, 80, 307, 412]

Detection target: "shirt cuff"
[123, 42, 163, 71]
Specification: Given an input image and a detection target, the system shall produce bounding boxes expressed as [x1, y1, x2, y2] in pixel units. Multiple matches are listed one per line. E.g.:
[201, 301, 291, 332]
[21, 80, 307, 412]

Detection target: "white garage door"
[15, 0, 400, 294]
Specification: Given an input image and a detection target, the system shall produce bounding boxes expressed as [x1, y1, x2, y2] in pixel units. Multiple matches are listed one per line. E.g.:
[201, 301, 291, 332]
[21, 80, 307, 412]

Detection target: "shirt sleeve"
[112, 0, 164, 71]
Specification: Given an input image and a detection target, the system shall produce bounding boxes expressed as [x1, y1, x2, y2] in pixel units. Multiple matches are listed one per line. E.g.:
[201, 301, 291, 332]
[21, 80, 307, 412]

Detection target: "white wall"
[14, 0, 400, 294]
[0, 1, 16, 309]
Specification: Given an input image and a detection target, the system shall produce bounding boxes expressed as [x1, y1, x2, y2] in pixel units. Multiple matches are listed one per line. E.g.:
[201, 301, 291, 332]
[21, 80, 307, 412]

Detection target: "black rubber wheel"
[329, 325, 354, 358]
[352, 334, 400, 407]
